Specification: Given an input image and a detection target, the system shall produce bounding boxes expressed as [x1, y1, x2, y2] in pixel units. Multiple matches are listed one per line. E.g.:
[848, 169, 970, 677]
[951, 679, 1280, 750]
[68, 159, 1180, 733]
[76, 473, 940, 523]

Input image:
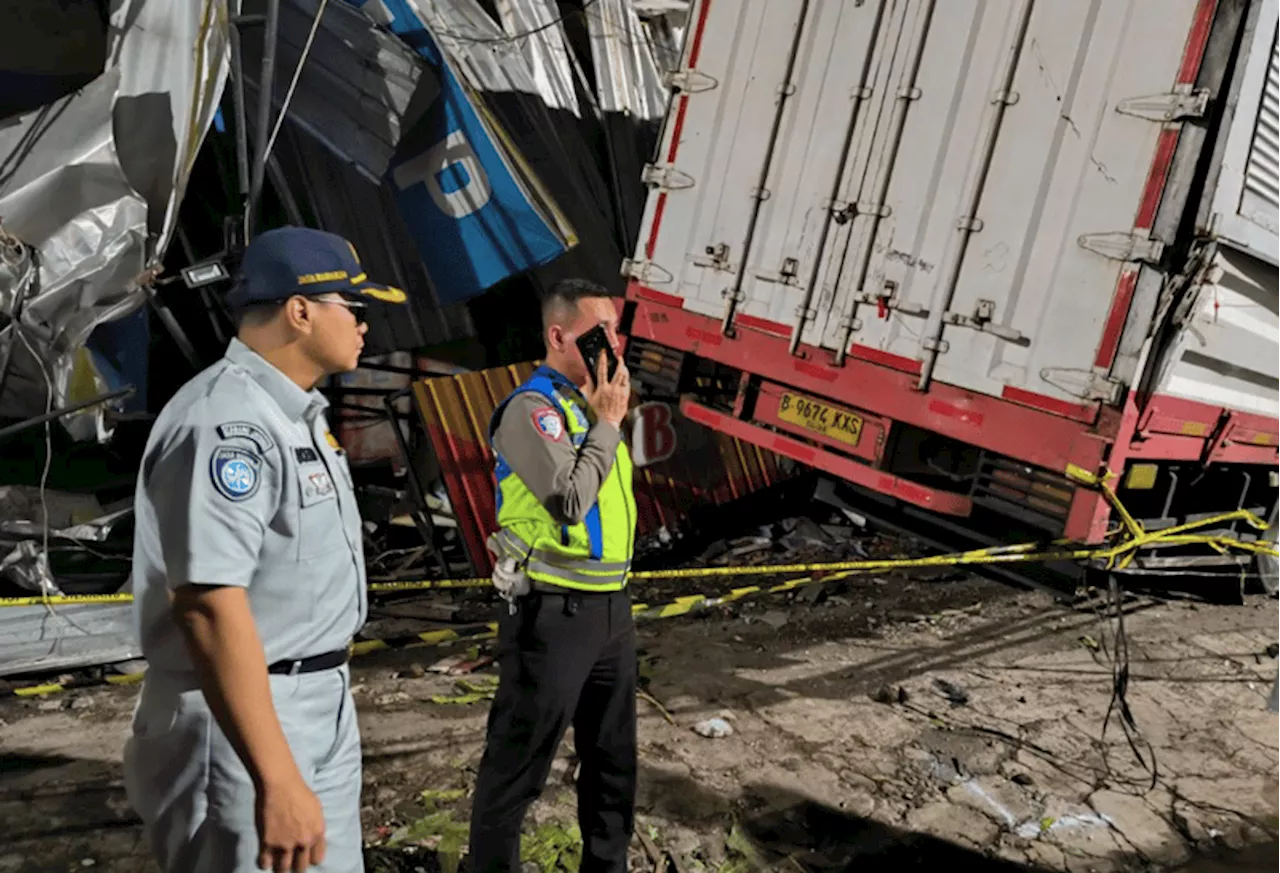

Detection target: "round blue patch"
[210, 445, 262, 501]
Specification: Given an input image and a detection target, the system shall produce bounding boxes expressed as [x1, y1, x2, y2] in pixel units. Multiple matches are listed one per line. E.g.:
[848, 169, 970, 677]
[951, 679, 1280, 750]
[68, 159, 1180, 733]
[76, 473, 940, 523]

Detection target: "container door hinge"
[1077, 231, 1165, 264]
[641, 163, 695, 190]
[1116, 87, 1209, 122]
[664, 69, 718, 94]
[620, 258, 674, 284]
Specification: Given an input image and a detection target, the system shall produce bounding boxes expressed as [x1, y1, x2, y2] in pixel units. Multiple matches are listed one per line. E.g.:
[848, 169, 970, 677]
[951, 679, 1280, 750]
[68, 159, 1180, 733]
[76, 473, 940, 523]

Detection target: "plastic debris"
[693, 717, 734, 739]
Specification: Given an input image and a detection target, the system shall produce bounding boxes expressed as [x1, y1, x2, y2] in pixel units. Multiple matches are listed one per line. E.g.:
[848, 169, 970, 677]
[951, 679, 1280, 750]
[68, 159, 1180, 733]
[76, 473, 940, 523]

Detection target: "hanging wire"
[431, 0, 602, 45]
[262, 0, 330, 169]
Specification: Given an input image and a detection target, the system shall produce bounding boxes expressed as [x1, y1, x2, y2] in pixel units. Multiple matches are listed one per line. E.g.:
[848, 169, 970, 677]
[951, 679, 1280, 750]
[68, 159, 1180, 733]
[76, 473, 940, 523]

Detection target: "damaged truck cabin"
[621, 0, 1280, 566]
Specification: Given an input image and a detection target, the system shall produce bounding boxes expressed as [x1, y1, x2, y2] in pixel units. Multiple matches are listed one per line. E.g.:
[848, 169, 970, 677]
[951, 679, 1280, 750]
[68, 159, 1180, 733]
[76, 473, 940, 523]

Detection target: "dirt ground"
[1, 572, 1276, 873]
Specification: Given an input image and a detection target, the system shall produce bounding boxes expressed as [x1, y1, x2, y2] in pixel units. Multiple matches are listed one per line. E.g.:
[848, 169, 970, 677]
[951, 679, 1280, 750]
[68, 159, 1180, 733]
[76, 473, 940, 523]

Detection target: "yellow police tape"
[1, 465, 1275, 613]
[3, 468, 1276, 698]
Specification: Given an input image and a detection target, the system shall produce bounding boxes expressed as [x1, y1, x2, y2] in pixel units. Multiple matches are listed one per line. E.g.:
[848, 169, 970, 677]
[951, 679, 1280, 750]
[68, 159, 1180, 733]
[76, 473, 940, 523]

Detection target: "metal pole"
[266, 153, 305, 226]
[144, 285, 202, 369]
[383, 387, 450, 577]
[228, 20, 251, 200]
[245, 0, 281, 239]
[0, 387, 135, 442]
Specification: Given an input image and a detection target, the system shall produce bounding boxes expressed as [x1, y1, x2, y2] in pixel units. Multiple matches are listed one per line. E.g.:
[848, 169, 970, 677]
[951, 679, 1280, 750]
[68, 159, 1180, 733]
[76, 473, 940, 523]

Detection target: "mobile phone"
[576, 324, 619, 384]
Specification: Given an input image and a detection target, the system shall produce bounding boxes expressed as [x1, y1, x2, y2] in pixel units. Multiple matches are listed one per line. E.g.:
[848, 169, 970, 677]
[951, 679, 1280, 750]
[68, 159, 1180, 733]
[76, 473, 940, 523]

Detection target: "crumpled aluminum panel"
[496, 0, 581, 116]
[0, 603, 140, 678]
[0, 68, 149, 432]
[586, 0, 667, 120]
[241, 0, 424, 178]
[0, 0, 233, 435]
[355, 0, 629, 295]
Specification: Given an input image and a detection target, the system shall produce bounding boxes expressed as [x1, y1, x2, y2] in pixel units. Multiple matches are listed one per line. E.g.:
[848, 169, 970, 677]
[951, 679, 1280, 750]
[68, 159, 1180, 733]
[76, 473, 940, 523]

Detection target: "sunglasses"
[313, 296, 368, 324]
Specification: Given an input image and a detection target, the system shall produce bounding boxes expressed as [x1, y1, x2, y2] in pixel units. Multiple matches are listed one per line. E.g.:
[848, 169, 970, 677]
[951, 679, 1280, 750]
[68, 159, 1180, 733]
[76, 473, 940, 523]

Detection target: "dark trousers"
[468, 589, 637, 873]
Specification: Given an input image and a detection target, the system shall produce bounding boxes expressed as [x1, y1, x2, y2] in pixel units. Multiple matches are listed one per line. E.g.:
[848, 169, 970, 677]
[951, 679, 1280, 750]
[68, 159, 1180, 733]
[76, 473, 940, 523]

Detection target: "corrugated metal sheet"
[239, 0, 476, 349]
[0, 603, 139, 678]
[413, 361, 792, 574]
[496, 0, 581, 115]
[241, 0, 422, 177]
[1243, 30, 1279, 232]
[1201, 2, 1278, 261]
[1153, 246, 1279, 419]
[586, 0, 668, 120]
[0, 0, 231, 434]
[271, 123, 476, 350]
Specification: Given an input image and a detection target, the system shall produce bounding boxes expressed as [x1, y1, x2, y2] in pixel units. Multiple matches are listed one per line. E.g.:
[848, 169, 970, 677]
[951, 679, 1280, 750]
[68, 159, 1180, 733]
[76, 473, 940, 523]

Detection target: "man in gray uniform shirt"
[125, 226, 406, 873]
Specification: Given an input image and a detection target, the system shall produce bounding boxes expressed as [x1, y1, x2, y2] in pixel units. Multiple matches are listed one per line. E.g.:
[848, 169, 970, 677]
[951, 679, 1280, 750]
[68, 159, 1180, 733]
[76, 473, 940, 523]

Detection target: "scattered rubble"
[0, 518, 1275, 873]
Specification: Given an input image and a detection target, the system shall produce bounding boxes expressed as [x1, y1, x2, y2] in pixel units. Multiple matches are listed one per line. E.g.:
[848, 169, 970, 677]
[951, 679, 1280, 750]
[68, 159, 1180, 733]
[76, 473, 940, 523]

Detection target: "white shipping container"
[631, 0, 1279, 420]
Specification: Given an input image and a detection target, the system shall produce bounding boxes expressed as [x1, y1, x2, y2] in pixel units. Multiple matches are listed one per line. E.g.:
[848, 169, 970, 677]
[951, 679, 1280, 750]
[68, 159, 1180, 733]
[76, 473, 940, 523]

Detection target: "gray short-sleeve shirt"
[131, 338, 367, 675]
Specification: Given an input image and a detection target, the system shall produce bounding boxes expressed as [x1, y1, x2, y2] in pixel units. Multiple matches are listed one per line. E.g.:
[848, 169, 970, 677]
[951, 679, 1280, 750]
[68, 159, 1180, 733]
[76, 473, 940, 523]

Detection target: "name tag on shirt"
[294, 446, 320, 464]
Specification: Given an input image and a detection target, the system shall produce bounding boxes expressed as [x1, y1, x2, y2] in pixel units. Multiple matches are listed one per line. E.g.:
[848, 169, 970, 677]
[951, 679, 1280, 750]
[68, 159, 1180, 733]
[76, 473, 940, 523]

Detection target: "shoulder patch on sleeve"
[210, 445, 263, 501]
[216, 421, 275, 453]
[530, 406, 565, 441]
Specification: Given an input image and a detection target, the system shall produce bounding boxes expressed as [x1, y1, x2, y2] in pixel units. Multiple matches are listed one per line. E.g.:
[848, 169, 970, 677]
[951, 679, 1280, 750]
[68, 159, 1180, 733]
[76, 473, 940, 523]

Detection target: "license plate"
[776, 392, 862, 447]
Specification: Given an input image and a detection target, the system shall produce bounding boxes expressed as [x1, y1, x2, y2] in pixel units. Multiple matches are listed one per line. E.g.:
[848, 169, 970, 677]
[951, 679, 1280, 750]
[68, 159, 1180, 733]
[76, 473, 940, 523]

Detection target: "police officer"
[124, 226, 406, 873]
[468, 278, 636, 873]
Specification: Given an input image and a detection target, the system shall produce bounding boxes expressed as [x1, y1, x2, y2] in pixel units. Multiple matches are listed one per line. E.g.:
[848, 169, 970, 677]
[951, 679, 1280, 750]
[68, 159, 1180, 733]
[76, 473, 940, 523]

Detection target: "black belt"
[267, 647, 350, 676]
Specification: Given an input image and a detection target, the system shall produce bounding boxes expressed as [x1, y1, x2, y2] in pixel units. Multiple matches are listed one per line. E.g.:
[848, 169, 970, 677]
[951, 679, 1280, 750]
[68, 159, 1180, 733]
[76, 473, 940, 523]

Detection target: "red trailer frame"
[622, 0, 1277, 545]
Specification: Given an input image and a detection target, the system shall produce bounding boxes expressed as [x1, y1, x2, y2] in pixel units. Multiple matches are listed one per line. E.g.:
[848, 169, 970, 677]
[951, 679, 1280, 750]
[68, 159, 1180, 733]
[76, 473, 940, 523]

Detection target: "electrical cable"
[1100, 575, 1160, 793]
[430, 0, 601, 45]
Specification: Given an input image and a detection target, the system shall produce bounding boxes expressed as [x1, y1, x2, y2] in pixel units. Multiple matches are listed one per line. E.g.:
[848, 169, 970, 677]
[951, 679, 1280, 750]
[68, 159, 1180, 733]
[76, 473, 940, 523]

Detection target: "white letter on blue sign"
[392, 130, 492, 219]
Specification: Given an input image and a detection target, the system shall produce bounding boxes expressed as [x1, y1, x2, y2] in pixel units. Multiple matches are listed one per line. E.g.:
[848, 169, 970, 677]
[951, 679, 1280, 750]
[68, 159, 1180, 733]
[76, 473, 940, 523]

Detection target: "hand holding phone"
[575, 325, 619, 384]
[576, 326, 629, 428]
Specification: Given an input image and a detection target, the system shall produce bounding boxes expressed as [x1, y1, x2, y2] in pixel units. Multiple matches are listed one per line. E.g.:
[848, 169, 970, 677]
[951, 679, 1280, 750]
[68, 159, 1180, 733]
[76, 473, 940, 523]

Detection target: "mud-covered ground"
[1, 565, 1277, 873]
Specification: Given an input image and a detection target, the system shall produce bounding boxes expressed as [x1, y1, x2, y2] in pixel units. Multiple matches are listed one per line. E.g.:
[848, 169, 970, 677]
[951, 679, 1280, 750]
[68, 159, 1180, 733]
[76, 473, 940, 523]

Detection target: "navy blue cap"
[227, 226, 407, 309]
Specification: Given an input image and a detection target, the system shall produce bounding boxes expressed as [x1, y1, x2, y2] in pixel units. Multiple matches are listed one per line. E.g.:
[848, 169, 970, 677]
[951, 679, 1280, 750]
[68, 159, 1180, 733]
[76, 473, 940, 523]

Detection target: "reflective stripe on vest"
[489, 366, 636, 592]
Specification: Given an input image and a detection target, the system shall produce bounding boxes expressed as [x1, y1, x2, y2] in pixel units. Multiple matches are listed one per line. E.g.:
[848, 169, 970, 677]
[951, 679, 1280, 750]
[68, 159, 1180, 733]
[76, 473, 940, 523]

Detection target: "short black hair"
[540, 278, 615, 334]
[233, 300, 284, 330]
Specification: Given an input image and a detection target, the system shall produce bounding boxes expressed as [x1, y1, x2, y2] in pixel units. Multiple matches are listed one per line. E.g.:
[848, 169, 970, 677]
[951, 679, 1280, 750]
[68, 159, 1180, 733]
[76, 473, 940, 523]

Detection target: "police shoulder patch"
[209, 445, 263, 501]
[531, 406, 564, 441]
[216, 421, 275, 453]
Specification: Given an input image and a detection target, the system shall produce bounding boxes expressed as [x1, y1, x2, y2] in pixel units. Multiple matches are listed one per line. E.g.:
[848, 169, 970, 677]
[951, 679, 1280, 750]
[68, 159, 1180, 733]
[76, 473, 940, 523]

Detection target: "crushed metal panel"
[1151, 246, 1280, 420]
[342, 0, 587, 301]
[634, 1, 689, 76]
[1201, 0, 1278, 260]
[112, 0, 235, 253]
[269, 123, 477, 351]
[586, 0, 669, 120]
[585, 0, 671, 248]
[240, 1, 476, 348]
[412, 361, 792, 574]
[0, 67, 149, 429]
[359, 0, 630, 294]
[241, 0, 424, 177]
[0, 0, 233, 434]
[496, 0, 581, 116]
[0, 603, 139, 678]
